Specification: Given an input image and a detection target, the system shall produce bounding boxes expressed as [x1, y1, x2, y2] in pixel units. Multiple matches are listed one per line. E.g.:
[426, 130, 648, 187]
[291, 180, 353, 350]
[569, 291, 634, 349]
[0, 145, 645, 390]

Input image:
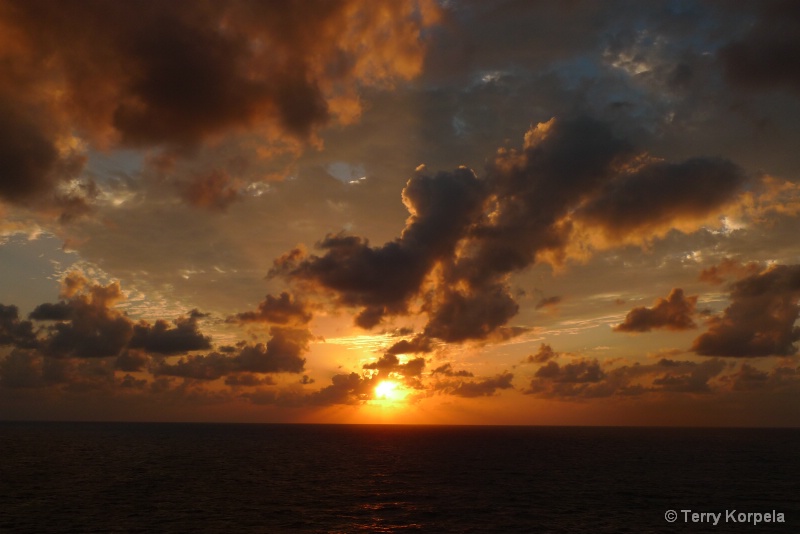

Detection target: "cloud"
[268, 116, 750, 348]
[535, 296, 562, 310]
[699, 258, 764, 285]
[310, 365, 513, 405]
[692, 264, 800, 357]
[129, 312, 212, 355]
[431, 363, 473, 377]
[237, 327, 310, 373]
[363, 353, 425, 378]
[0, 304, 38, 348]
[434, 372, 514, 398]
[525, 343, 558, 364]
[573, 158, 746, 243]
[151, 352, 236, 380]
[650, 359, 727, 394]
[0, 98, 84, 207]
[535, 359, 606, 384]
[2, 273, 215, 360]
[232, 292, 312, 326]
[719, 1, 800, 94]
[310, 372, 376, 405]
[614, 288, 698, 333]
[421, 284, 519, 343]
[115, 349, 149, 372]
[727, 363, 800, 392]
[0, 348, 118, 391]
[526, 357, 727, 398]
[271, 166, 487, 328]
[0, 0, 440, 208]
[28, 302, 72, 321]
[180, 170, 242, 211]
[154, 330, 307, 381]
[37, 280, 133, 359]
[224, 373, 276, 387]
[118, 373, 147, 390]
[385, 333, 433, 355]
[299, 374, 315, 385]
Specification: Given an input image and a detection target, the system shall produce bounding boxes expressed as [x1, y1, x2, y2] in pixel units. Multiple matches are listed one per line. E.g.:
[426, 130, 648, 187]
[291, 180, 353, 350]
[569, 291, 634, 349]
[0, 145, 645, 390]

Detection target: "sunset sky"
[2, 0, 800, 426]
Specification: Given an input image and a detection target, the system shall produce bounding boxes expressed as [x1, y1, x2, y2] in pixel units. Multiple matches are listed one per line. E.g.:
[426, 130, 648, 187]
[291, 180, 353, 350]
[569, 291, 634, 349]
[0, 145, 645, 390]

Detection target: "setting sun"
[374, 380, 402, 401]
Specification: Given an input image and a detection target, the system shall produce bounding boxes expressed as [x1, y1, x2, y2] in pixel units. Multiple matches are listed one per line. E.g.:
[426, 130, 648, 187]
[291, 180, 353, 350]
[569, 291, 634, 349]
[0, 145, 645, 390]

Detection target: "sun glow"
[374, 380, 403, 402]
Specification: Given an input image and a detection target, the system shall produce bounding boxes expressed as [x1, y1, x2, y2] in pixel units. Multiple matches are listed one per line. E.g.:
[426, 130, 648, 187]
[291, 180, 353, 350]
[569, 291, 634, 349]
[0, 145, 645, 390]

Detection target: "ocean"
[1, 423, 798, 533]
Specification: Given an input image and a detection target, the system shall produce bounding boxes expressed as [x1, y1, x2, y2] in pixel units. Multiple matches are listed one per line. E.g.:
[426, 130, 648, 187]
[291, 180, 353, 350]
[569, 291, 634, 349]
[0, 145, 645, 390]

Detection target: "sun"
[374, 380, 403, 401]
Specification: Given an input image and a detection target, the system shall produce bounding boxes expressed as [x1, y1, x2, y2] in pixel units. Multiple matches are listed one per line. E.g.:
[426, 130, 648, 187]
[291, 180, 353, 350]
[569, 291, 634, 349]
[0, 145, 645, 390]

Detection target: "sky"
[2, 0, 800, 426]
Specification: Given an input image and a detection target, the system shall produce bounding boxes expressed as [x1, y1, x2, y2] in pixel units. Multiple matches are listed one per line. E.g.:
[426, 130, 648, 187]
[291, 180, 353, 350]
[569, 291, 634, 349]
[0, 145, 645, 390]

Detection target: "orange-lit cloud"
[0, 0, 440, 210]
[270, 117, 750, 350]
[693, 264, 800, 357]
[524, 343, 558, 364]
[699, 258, 764, 285]
[614, 288, 698, 333]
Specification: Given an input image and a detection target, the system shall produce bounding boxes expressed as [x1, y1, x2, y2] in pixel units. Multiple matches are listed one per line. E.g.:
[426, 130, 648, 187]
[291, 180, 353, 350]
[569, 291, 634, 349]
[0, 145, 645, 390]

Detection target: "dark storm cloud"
[719, 1, 800, 94]
[526, 358, 727, 399]
[0, 98, 82, 206]
[0, 304, 38, 348]
[115, 349, 149, 373]
[431, 363, 473, 377]
[650, 359, 727, 394]
[151, 352, 232, 380]
[310, 372, 375, 405]
[238, 328, 309, 373]
[692, 264, 800, 357]
[535, 360, 606, 384]
[2, 274, 214, 359]
[0, 0, 439, 206]
[271, 166, 487, 328]
[457, 117, 632, 278]
[574, 158, 746, 240]
[614, 288, 698, 333]
[38, 281, 133, 359]
[224, 373, 276, 387]
[525, 343, 558, 364]
[420, 284, 519, 343]
[363, 353, 426, 378]
[272, 116, 750, 345]
[29, 302, 72, 321]
[728, 363, 800, 392]
[434, 372, 514, 398]
[32, 284, 212, 359]
[273, 119, 623, 340]
[129, 312, 212, 355]
[385, 334, 433, 355]
[154, 327, 308, 380]
[233, 292, 312, 326]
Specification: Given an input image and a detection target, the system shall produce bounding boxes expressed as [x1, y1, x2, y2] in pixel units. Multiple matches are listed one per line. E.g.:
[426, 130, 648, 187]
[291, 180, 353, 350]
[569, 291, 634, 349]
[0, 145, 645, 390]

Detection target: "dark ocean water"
[1, 423, 798, 533]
